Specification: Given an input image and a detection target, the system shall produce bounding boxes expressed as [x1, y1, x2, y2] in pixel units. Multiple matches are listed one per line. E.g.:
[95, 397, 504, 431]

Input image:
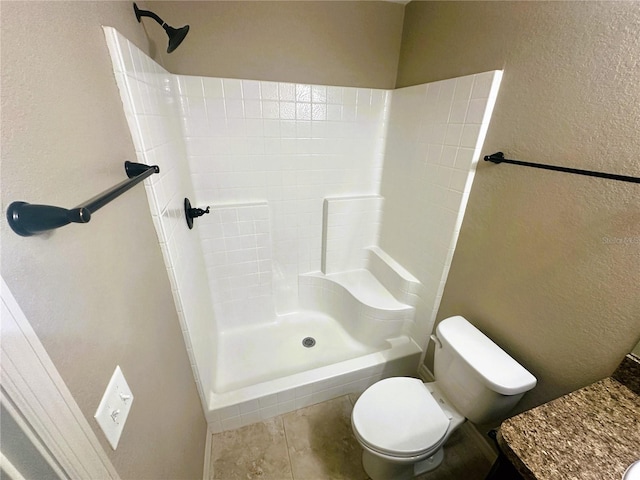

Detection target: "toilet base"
[414, 449, 444, 476]
[362, 448, 445, 480]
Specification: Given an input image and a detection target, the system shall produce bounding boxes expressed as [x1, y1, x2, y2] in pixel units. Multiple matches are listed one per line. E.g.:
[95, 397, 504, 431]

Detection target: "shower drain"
[302, 337, 316, 348]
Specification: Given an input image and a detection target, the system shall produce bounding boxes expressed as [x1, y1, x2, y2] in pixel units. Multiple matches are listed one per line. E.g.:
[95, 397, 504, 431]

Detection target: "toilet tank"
[434, 316, 537, 424]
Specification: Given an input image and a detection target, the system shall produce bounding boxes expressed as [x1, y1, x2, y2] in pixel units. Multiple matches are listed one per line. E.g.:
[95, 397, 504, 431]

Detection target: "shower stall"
[104, 27, 502, 432]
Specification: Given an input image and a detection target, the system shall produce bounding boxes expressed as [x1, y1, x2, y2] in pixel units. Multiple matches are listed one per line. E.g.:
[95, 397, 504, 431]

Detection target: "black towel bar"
[484, 152, 640, 184]
[6, 161, 159, 237]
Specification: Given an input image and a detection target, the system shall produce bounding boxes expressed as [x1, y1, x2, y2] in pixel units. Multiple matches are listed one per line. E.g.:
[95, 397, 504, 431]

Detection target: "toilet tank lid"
[436, 316, 537, 395]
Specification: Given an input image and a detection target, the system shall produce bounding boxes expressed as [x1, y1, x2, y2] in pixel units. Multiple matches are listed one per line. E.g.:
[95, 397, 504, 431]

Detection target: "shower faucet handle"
[188, 205, 210, 218]
[184, 198, 210, 230]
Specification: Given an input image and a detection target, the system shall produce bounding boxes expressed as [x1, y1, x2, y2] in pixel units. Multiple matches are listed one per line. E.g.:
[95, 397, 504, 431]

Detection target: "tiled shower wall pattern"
[322, 196, 384, 274]
[379, 71, 503, 344]
[103, 27, 214, 403]
[196, 202, 275, 331]
[106, 26, 501, 417]
[175, 75, 390, 314]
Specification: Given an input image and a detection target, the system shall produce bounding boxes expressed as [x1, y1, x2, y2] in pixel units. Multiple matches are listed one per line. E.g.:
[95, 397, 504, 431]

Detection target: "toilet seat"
[352, 377, 450, 458]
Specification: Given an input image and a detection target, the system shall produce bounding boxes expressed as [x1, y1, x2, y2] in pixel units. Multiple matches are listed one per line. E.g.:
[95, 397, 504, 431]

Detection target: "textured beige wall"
[396, 1, 640, 411]
[1, 2, 206, 478]
[143, 1, 405, 88]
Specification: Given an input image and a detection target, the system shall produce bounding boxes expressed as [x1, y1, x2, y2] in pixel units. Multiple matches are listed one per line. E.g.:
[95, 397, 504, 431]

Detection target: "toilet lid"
[352, 377, 450, 457]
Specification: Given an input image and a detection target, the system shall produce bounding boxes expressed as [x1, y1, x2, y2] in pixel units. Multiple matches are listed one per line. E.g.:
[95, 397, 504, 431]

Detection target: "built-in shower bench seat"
[300, 246, 422, 346]
[324, 269, 413, 312]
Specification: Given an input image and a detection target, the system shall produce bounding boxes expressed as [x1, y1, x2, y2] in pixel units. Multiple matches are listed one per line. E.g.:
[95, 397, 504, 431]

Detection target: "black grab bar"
[6, 161, 159, 237]
[484, 152, 640, 184]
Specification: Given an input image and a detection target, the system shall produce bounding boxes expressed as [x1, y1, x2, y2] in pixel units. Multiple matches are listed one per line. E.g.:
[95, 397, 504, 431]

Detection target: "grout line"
[280, 414, 296, 480]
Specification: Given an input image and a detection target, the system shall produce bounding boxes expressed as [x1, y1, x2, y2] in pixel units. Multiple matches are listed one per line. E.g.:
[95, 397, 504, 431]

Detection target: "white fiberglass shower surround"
[104, 28, 502, 432]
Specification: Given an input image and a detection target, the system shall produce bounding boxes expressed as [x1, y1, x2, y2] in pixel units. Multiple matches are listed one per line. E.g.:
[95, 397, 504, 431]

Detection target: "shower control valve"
[184, 197, 210, 229]
[187, 205, 210, 219]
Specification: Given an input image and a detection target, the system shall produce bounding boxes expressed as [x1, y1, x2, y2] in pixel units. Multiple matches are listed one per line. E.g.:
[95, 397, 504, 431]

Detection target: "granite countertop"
[498, 354, 640, 480]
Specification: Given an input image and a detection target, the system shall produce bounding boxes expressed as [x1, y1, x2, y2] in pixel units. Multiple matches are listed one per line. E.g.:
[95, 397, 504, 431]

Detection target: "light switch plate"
[94, 365, 134, 450]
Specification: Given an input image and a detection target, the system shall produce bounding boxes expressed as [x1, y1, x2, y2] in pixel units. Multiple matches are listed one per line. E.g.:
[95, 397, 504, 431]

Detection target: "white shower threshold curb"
[206, 336, 421, 431]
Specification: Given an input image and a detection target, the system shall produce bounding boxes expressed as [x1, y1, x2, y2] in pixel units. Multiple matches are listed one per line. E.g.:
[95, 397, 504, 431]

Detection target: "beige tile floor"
[208, 394, 497, 480]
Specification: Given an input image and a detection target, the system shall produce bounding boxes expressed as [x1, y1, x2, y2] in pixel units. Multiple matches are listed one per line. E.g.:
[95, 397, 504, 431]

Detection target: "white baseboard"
[202, 427, 213, 480]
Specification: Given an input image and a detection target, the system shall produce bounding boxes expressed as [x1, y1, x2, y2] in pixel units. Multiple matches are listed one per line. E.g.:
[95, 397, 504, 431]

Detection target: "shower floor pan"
[206, 310, 421, 431]
[214, 311, 377, 393]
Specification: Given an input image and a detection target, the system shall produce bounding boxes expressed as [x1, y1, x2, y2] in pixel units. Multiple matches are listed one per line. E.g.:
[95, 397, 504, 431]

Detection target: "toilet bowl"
[352, 377, 465, 479]
[351, 315, 537, 480]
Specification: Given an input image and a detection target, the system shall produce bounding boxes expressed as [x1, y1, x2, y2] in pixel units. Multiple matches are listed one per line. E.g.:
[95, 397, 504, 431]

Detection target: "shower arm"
[133, 4, 167, 28]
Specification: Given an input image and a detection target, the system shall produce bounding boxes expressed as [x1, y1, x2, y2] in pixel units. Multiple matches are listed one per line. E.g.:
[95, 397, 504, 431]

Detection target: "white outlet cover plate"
[94, 365, 134, 450]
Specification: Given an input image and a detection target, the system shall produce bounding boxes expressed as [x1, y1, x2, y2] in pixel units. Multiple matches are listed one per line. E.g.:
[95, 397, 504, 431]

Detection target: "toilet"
[351, 315, 537, 480]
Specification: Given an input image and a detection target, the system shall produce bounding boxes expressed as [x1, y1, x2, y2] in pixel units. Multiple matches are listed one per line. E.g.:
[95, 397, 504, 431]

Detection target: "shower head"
[133, 3, 189, 54]
[165, 24, 190, 54]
